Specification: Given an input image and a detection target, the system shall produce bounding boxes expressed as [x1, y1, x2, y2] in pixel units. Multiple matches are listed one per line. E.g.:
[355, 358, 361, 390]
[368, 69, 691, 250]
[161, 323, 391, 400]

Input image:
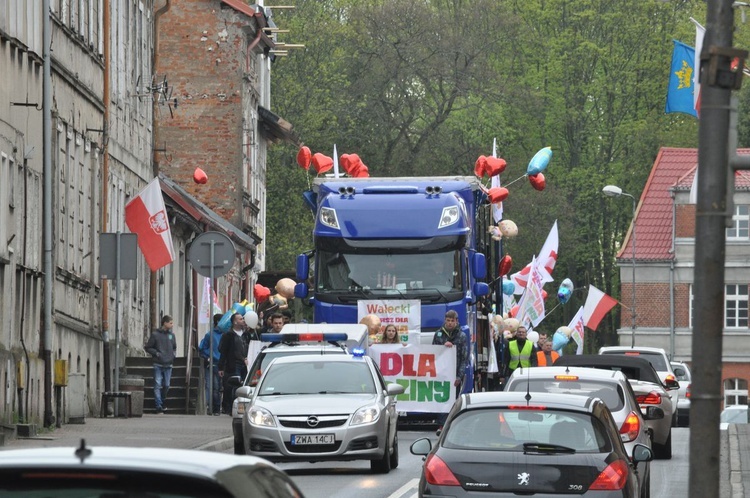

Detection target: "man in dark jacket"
[199, 314, 223, 415]
[218, 313, 250, 414]
[432, 310, 468, 393]
[145, 315, 177, 414]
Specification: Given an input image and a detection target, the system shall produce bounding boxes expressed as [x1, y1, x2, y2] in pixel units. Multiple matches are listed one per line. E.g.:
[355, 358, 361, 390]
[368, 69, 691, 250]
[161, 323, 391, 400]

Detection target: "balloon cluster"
[297, 146, 370, 178]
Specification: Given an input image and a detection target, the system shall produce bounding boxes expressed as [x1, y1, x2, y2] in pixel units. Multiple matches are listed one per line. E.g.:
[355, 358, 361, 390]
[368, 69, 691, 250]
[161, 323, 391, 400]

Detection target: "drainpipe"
[101, 0, 112, 392]
[42, 0, 54, 428]
[670, 189, 676, 361]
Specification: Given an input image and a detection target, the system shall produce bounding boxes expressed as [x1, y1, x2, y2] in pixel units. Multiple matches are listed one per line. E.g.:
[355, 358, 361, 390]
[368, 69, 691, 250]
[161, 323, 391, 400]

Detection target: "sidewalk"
[0, 413, 234, 453]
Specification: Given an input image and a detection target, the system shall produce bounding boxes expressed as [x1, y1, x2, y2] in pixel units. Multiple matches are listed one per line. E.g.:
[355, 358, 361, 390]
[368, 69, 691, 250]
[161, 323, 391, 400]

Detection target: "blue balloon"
[557, 287, 572, 305]
[527, 147, 553, 176]
[232, 302, 246, 316]
[502, 279, 515, 296]
[552, 330, 570, 353]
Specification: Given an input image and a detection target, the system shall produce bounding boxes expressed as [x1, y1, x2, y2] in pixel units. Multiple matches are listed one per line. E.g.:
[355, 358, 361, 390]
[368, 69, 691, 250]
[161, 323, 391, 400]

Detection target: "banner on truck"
[357, 299, 421, 343]
[369, 344, 456, 413]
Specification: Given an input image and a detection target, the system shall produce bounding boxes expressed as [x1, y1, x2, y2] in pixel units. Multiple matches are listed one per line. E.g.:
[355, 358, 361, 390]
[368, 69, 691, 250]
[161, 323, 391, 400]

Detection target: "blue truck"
[294, 176, 497, 404]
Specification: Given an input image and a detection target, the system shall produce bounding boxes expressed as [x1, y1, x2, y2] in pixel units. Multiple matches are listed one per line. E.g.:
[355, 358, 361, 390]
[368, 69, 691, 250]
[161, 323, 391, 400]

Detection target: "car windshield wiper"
[259, 392, 305, 396]
[523, 442, 576, 454]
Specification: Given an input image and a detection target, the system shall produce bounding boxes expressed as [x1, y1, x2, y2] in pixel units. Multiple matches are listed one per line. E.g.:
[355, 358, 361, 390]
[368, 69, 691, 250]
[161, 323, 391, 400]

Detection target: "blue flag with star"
[666, 40, 697, 117]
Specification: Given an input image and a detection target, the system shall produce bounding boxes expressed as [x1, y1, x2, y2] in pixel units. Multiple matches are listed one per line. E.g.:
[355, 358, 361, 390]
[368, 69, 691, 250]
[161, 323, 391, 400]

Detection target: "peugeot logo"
[306, 416, 320, 428]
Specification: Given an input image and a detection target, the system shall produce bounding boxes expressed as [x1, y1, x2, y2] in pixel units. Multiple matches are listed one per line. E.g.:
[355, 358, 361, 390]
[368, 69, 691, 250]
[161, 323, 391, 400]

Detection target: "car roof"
[277, 323, 368, 347]
[554, 354, 662, 384]
[508, 365, 628, 382]
[599, 346, 669, 355]
[0, 445, 281, 477]
[268, 352, 369, 365]
[460, 391, 600, 413]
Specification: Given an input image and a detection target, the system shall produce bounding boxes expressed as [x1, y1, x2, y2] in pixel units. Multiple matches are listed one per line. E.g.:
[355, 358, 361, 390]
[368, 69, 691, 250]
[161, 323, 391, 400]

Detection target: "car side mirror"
[410, 437, 433, 456]
[664, 378, 680, 390]
[631, 443, 654, 463]
[235, 386, 254, 399]
[227, 375, 242, 387]
[386, 383, 405, 396]
[644, 406, 665, 420]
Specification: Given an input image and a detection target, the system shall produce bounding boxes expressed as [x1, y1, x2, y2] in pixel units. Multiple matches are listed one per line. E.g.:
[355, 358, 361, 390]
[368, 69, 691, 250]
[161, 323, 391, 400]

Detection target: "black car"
[410, 391, 653, 497]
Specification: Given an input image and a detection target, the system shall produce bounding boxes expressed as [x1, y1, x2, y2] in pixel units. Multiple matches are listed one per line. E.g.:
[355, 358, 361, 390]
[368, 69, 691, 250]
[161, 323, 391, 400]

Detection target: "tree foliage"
[267, 0, 708, 343]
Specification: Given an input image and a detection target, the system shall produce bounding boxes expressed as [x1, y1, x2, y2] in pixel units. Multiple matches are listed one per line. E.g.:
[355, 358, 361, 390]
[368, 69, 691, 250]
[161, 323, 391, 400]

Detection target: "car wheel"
[653, 430, 672, 459]
[671, 411, 678, 428]
[371, 429, 392, 474]
[234, 434, 245, 455]
[389, 433, 399, 469]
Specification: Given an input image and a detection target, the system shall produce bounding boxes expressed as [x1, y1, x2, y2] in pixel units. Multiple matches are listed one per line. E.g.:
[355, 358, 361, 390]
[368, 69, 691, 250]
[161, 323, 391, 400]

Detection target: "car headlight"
[248, 406, 276, 427]
[350, 405, 381, 426]
[237, 400, 250, 415]
[320, 207, 339, 229]
[438, 206, 459, 228]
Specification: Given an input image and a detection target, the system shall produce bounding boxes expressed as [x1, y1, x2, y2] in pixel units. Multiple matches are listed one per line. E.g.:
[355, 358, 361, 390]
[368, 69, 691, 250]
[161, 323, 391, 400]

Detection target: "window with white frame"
[727, 205, 750, 240]
[689, 284, 749, 329]
[724, 378, 748, 406]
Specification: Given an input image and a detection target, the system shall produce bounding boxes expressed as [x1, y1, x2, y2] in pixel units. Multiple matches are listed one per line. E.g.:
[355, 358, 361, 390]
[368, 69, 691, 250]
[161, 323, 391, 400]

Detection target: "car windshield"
[721, 406, 749, 424]
[259, 360, 376, 395]
[604, 351, 669, 371]
[507, 380, 625, 412]
[443, 408, 610, 453]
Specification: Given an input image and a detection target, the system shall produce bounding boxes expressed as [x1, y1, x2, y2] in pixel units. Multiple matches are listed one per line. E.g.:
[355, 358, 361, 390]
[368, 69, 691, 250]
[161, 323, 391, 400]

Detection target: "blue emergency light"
[351, 348, 366, 357]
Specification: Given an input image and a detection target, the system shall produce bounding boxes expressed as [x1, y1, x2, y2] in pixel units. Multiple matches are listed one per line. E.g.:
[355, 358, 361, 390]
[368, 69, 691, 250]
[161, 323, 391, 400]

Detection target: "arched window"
[724, 378, 748, 406]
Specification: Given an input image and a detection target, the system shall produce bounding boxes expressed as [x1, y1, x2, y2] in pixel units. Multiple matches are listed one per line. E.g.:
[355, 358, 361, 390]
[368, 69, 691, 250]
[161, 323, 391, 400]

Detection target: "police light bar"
[260, 332, 349, 343]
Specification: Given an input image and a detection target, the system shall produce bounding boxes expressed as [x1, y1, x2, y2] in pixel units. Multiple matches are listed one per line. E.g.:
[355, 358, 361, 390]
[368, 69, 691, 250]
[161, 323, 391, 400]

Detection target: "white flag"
[491, 138, 503, 222]
[515, 256, 546, 327]
[569, 306, 586, 355]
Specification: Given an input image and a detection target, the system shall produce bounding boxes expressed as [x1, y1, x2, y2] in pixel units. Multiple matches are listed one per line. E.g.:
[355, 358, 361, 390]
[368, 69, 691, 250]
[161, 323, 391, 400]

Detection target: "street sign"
[100, 233, 138, 280]
[187, 232, 236, 278]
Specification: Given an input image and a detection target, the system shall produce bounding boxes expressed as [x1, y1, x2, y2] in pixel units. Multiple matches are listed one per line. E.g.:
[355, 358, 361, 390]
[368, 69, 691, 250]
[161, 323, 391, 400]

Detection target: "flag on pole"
[124, 178, 175, 271]
[491, 138, 503, 222]
[199, 276, 222, 324]
[688, 166, 698, 204]
[691, 18, 705, 115]
[569, 306, 586, 355]
[510, 221, 558, 294]
[515, 256, 546, 327]
[665, 40, 698, 118]
[582, 285, 618, 331]
[333, 144, 340, 178]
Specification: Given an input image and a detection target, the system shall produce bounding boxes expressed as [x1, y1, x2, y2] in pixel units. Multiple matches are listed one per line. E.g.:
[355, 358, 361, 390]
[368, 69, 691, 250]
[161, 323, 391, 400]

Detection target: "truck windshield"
[317, 250, 463, 297]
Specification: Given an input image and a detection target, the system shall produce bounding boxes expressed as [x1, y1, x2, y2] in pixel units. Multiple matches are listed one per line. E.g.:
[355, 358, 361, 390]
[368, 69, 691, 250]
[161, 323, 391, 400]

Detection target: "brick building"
[617, 147, 750, 406]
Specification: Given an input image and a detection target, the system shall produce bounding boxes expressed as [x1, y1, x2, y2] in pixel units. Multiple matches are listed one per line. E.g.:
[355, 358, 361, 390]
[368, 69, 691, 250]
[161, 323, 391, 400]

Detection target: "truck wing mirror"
[294, 282, 309, 299]
[473, 282, 490, 297]
[296, 253, 310, 281]
[470, 252, 487, 279]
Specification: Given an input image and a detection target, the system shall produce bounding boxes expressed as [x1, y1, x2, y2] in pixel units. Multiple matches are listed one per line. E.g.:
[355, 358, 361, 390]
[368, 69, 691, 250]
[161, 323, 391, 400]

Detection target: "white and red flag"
[491, 138, 503, 222]
[582, 285, 618, 331]
[510, 221, 558, 294]
[569, 306, 586, 355]
[691, 17, 705, 116]
[515, 256, 546, 328]
[124, 178, 175, 271]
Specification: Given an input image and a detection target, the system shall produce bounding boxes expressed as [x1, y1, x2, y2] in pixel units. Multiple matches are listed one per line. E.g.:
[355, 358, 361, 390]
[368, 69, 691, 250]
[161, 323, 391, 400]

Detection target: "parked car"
[555, 354, 676, 459]
[505, 366, 658, 493]
[410, 391, 653, 498]
[231, 324, 368, 454]
[670, 361, 692, 427]
[720, 404, 749, 430]
[599, 346, 681, 424]
[239, 352, 404, 473]
[0, 441, 305, 498]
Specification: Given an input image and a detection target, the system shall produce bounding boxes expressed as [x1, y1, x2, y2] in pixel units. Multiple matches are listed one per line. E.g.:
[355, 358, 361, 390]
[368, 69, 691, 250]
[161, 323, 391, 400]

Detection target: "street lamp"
[603, 185, 637, 348]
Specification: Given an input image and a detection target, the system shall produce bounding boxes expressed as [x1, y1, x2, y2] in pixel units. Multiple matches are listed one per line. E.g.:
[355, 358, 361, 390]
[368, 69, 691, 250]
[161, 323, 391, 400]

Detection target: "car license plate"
[291, 434, 335, 445]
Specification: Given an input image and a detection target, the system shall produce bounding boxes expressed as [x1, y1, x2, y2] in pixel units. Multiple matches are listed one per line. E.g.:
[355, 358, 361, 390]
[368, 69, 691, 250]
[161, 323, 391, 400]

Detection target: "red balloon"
[193, 167, 208, 184]
[529, 173, 546, 191]
[353, 164, 369, 178]
[340, 153, 353, 174]
[253, 284, 271, 304]
[474, 156, 488, 178]
[296, 146, 312, 170]
[542, 290, 548, 300]
[498, 255, 512, 276]
[509, 305, 519, 318]
[485, 157, 507, 176]
[488, 187, 509, 204]
[312, 153, 333, 175]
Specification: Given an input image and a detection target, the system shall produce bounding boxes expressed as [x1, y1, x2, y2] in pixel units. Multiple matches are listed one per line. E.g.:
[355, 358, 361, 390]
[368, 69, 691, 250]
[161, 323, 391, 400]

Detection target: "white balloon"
[527, 331, 539, 344]
[244, 310, 259, 329]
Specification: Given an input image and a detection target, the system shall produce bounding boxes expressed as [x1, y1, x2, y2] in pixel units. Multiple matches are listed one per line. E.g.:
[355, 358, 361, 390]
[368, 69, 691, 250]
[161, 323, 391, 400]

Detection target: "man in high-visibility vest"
[536, 339, 560, 366]
[503, 326, 537, 377]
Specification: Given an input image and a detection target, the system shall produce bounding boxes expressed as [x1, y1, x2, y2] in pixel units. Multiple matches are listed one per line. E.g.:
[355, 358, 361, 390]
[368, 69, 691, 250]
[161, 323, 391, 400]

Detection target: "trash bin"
[118, 375, 144, 417]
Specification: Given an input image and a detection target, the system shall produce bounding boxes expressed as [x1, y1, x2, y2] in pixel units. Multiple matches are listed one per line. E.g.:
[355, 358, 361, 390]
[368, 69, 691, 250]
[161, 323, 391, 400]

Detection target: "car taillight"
[619, 411, 640, 442]
[424, 454, 461, 486]
[589, 460, 629, 490]
[665, 374, 676, 383]
[636, 392, 662, 405]
[686, 384, 691, 398]
[249, 369, 262, 386]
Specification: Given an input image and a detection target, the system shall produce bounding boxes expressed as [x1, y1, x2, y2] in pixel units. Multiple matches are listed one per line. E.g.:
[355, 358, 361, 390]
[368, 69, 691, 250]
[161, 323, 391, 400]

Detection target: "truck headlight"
[248, 406, 276, 427]
[320, 207, 340, 229]
[438, 206, 459, 228]
[350, 405, 381, 426]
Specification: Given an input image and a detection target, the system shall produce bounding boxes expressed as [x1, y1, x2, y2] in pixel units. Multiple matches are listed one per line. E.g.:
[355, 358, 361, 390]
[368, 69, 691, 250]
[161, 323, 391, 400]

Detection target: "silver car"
[239, 353, 404, 473]
[506, 366, 659, 497]
[670, 361, 691, 427]
[0, 443, 305, 497]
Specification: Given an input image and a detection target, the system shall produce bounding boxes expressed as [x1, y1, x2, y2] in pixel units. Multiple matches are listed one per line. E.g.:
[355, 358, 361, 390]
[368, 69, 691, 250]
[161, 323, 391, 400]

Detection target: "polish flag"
[125, 178, 175, 271]
[510, 221, 558, 294]
[583, 285, 618, 331]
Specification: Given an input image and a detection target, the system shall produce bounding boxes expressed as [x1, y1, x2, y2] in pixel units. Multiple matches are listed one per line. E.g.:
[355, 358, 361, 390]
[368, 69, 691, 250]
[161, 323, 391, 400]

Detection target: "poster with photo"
[357, 299, 421, 343]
